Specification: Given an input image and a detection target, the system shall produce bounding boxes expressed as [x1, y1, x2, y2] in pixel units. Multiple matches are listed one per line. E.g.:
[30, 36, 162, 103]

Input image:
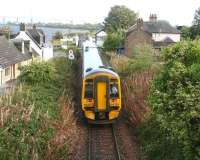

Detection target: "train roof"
[82, 41, 119, 78]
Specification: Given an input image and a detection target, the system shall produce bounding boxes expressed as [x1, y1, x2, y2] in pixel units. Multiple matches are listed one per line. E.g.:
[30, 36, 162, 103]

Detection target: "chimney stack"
[20, 23, 26, 31]
[149, 14, 157, 22]
[33, 24, 36, 30]
[136, 18, 144, 30]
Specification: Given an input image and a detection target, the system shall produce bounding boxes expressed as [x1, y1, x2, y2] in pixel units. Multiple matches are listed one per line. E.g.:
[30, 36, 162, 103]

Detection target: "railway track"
[88, 124, 121, 160]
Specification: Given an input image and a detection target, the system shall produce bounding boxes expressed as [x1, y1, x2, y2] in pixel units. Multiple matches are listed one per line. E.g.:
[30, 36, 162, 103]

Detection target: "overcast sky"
[0, 0, 200, 26]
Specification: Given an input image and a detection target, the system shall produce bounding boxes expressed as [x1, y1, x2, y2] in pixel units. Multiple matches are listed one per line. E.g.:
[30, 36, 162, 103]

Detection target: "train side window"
[110, 83, 119, 98]
[85, 83, 93, 98]
[85, 46, 89, 52]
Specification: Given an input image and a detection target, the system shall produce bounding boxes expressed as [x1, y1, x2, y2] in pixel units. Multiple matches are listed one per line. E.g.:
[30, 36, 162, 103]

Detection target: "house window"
[5, 67, 10, 76]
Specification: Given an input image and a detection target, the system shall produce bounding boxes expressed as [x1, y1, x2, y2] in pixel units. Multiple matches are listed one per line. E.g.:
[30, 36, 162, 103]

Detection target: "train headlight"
[109, 99, 119, 107]
[83, 99, 94, 107]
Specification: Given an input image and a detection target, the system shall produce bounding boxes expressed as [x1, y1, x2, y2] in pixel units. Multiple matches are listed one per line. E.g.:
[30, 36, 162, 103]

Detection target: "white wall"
[75, 35, 79, 46]
[15, 31, 43, 56]
[96, 37, 104, 47]
[15, 31, 53, 60]
[96, 31, 107, 47]
[42, 46, 54, 60]
[152, 33, 180, 42]
[60, 39, 68, 49]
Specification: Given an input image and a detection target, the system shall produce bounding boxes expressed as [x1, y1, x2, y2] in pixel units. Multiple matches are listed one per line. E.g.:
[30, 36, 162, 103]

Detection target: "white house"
[95, 29, 107, 47]
[14, 23, 53, 60]
[60, 34, 79, 49]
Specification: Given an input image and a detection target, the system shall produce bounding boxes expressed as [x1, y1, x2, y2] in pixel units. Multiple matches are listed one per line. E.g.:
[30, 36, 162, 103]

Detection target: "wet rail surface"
[88, 124, 121, 160]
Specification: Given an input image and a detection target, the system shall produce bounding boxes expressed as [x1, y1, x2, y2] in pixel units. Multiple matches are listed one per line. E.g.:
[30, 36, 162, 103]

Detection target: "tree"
[104, 5, 137, 33]
[53, 31, 63, 40]
[189, 25, 200, 39]
[19, 61, 55, 85]
[180, 26, 191, 40]
[193, 7, 200, 25]
[103, 32, 124, 51]
[189, 7, 200, 39]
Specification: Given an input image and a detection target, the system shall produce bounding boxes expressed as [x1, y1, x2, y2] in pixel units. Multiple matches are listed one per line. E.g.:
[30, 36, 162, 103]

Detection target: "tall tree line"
[181, 7, 200, 39]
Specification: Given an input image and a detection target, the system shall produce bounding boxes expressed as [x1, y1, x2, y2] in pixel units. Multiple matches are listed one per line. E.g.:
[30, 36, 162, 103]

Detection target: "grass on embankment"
[105, 47, 161, 125]
[0, 58, 79, 160]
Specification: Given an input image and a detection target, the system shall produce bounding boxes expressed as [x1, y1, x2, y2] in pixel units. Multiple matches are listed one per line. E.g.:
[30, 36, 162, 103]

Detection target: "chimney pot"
[33, 24, 36, 30]
[149, 14, 157, 22]
[137, 18, 143, 30]
[20, 23, 26, 31]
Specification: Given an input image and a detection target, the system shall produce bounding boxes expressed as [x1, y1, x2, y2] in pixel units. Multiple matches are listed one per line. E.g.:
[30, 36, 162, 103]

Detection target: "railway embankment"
[107, 41, 200, 160]
[0, 56, 82, 159]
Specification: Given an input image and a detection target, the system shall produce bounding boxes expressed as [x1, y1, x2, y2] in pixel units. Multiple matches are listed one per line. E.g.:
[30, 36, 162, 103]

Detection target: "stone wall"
[125, 30, 152, 57]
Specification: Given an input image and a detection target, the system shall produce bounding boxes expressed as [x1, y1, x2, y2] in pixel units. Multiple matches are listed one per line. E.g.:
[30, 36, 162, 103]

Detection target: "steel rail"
[88, 124, 121, 160]
[112, 124, 121, 160]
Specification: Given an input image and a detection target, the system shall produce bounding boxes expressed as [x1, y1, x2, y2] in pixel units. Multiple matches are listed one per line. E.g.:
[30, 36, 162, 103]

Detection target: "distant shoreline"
[1, 24, 93, 42]
[1, 22, 102, 31]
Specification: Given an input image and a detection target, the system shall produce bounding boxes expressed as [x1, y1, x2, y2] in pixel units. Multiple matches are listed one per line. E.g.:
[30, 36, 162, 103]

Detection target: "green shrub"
[139, 40, 200, 160]
[19, 61, 55, 85]
[103, 32, 124, 51]
[137, 115, 184, 160]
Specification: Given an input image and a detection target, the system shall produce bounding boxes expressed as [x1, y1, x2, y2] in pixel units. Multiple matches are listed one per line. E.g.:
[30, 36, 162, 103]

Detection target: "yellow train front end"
[82, 72, 121, 124]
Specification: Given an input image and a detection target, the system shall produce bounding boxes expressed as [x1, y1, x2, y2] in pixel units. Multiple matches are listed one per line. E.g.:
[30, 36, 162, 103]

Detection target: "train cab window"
[110, 83, 119, 98]
[85, 80, 93, 98]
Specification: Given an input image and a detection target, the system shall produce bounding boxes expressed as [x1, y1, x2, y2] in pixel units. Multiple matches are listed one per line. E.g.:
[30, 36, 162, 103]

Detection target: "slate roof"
[144, 21, 180, 34]
[128, 20, 180, 34]
[0, 36, 30, 68]
[27, 29, 44, 39]
[26, 28, 45, 48]
[10, 39, 33, 59]
[26, 31, 42, 49]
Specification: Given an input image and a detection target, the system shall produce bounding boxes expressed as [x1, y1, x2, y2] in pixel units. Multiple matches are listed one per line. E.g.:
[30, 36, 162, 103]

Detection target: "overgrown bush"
[139, 40, 200, 160]
[103, 32, 124, 51]
[19, 61, 55, 85]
